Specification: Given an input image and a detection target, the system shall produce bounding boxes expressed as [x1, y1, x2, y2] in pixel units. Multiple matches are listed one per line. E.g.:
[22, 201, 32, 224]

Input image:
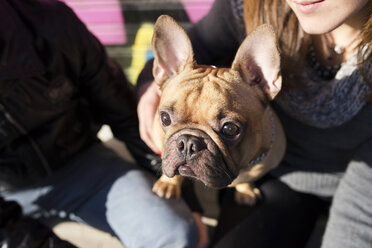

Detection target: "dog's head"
[152, 15, 281, 188]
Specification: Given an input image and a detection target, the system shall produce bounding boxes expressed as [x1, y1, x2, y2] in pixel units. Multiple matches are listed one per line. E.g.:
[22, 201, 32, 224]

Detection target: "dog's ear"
[152, 15, 194, 86]
[232, 24, 281, 100]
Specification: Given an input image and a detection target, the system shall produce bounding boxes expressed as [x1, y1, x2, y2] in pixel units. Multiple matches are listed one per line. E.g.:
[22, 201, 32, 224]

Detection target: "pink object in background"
[181, 0, 214, 23]
[60, 0, 127, 45]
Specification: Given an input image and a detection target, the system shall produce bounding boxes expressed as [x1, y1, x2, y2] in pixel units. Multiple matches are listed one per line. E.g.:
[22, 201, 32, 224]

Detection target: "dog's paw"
[152, 175, 182, 199]
[234, 183, 261, 206]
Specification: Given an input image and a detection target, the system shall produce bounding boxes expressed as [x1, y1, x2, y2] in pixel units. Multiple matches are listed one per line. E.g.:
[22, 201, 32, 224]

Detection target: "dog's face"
[152, 16, 281, 188]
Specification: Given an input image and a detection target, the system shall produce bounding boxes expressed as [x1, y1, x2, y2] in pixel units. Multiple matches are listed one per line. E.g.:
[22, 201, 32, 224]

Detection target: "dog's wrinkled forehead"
[159, 66, 258, 123]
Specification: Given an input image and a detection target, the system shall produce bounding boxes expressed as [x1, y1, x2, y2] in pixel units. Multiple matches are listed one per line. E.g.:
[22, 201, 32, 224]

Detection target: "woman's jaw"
[286, 0, 369, 34]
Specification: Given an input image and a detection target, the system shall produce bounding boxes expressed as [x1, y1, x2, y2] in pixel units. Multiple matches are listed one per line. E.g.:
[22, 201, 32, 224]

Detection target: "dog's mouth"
[177, 164, 196, 177]
[162, 129, 236, 188]
[174, 161, 233, 188]
[167, 161, 197, 177]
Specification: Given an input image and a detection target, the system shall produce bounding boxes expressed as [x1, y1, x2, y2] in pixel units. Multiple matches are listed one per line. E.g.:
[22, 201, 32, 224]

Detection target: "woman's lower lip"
[294, 1, 324, 14]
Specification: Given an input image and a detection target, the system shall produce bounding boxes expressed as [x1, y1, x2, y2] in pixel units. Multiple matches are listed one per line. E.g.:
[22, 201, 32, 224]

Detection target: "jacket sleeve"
[62, 5, 159, 171]
[321, 138, 372, 247]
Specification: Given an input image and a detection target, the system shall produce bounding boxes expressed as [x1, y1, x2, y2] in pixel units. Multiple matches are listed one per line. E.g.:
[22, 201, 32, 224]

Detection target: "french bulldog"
[151, 15, 286, 205]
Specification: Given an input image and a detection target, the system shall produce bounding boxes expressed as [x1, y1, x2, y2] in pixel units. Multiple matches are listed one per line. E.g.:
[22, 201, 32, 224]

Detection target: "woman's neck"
[312, 5, 369, 65]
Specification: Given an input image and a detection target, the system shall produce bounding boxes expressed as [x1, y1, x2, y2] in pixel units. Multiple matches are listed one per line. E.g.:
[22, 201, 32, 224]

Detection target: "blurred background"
[60, 0, 215, 85]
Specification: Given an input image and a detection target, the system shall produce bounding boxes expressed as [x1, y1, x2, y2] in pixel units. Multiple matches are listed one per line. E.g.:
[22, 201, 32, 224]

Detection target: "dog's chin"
[199, 174, 233, 189]
[163, 159, 235, 189]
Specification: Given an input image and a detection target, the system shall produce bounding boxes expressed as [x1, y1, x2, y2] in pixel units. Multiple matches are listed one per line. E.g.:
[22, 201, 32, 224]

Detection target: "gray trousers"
[1, 143, 198, 248]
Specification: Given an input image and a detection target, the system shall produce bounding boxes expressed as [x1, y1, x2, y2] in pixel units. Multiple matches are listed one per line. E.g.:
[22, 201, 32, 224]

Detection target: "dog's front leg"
[234, 182, 262, 206]
[152, 175, 184, 199]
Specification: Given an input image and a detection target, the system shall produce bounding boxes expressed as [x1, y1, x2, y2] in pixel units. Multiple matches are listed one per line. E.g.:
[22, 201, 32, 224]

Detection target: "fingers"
[139, 116, 160, 153]
[192, 213, 210, 248]
[137, 81, 161, 154]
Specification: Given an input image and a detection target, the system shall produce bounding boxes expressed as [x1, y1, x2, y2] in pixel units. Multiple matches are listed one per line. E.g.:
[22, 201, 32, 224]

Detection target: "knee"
[153, 214, 198, 248]
[118, 212, 198, 248]
[106, 170, 199, 247]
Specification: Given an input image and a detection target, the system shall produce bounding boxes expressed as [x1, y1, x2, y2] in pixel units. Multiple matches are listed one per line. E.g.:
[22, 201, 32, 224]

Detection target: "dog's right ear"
[152, 15, 195, 86]
[232, 24, 281, 101]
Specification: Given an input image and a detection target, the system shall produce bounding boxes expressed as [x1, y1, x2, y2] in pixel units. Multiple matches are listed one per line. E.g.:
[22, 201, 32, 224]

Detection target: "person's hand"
[193, 213, 210, 248]
[137, 81, 161, 154]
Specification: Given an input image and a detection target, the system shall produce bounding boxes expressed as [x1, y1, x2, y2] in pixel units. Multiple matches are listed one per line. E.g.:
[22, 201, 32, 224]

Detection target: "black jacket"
[0, 0, 156, 192]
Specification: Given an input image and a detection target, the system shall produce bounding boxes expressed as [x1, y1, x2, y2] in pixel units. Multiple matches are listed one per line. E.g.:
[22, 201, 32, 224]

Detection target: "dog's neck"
[247, 106, 275, 166]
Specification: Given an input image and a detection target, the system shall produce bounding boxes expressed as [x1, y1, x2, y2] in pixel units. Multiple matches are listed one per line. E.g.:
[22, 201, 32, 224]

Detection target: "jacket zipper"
[0, 104, 52, 175]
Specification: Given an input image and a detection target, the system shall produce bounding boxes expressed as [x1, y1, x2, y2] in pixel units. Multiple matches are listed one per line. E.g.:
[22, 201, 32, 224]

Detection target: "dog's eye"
[160, 112, 172, 126]
[222, 123, 240, 137]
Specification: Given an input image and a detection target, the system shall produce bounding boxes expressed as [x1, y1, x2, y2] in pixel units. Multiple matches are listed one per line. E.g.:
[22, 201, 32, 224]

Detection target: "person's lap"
[211, 176, 330, 248]
[1, 142, 198, 248]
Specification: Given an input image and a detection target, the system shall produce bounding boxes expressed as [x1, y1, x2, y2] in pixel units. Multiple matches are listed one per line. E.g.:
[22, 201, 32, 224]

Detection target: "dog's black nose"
[176, 134, 206, 160]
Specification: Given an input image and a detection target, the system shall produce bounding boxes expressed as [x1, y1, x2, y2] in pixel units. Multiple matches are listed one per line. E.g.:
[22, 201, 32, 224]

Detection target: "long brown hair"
[360, 2, 372, 99]
[243, 0, 372, 97]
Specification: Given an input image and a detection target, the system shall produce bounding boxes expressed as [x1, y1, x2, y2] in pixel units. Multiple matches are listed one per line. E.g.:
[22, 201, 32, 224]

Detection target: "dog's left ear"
[152, 15, 195, 87]
[232, 24, 282, 100]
